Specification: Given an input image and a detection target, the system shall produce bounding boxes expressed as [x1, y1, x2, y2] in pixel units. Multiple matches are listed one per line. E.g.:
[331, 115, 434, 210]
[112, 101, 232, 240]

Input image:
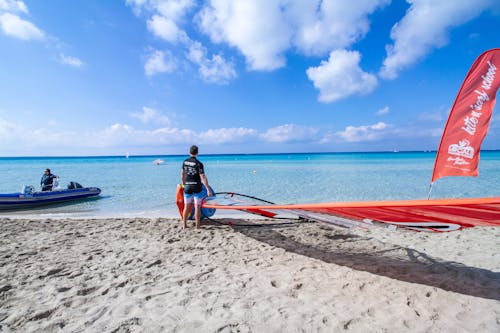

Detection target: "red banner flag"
[431, 48, 500, 183]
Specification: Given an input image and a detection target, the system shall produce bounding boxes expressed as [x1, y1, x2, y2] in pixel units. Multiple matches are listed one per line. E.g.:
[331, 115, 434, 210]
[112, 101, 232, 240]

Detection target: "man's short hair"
[190, 145, 198, 155]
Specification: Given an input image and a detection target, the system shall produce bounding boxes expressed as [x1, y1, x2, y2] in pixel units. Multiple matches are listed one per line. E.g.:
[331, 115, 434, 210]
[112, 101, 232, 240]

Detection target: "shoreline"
[1, 217, 499, 332]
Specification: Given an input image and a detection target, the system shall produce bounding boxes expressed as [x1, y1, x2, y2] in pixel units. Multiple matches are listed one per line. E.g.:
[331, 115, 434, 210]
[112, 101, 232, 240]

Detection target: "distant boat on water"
[153, 159, 165, 165]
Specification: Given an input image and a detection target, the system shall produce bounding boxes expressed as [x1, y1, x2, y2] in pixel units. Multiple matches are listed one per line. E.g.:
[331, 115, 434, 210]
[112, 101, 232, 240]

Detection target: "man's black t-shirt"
[182, 156, 204, 193]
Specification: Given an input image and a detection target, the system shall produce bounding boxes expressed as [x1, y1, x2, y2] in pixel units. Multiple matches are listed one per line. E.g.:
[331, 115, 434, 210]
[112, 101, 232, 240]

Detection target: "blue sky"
[0, 0, 499, 156]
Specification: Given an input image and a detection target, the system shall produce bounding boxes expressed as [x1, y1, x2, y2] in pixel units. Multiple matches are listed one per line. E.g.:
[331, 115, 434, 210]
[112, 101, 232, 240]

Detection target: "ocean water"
[0, 151, 499, 219]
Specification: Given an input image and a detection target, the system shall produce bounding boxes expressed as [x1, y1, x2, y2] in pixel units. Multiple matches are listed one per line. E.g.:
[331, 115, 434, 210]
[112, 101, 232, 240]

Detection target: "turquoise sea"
[1, 151, 499, 219]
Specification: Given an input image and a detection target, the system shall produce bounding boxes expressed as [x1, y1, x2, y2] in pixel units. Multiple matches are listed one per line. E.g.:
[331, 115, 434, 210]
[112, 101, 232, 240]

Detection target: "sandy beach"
[0, 217, 499, 332]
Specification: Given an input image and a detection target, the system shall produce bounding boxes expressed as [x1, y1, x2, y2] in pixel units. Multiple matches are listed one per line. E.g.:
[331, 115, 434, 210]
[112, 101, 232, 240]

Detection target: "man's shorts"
[184, 191, 204, 206]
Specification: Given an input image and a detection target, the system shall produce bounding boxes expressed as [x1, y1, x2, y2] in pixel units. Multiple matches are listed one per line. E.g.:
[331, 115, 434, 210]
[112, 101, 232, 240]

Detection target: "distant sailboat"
[125, 152, 130, 159]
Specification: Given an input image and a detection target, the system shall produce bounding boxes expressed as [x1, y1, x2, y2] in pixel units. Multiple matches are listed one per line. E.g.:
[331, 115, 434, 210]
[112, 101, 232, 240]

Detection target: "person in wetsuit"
[181, 145, 212, 229]
[40, 168, 58, 191]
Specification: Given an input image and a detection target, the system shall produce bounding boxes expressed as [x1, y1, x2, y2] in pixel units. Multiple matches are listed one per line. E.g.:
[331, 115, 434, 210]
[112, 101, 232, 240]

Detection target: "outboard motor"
[22, 185, 35, 195]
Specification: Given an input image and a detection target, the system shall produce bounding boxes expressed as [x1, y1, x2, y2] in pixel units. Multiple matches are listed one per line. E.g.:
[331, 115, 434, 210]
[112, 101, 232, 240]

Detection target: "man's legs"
[182, 203, 193, 229]
[193, 193, 203, 229]
[194, 204, 201, 229]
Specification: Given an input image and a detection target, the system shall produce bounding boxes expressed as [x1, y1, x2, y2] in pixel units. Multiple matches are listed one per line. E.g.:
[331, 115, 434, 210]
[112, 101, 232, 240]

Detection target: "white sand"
[0, 217, 499, 332]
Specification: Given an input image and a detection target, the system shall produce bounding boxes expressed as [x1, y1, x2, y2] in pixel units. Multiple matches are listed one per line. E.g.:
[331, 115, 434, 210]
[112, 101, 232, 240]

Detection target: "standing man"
[41, 168, 58, 191]
[181, 145, 212, 229]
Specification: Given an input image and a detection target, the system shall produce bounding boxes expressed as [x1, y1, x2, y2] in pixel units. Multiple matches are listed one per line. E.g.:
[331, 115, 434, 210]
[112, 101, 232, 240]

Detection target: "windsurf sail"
[431, 48, 500, 183]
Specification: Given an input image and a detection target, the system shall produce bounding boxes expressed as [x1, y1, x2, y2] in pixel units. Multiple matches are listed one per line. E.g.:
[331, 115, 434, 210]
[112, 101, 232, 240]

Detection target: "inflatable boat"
[0, 185, 101, 210]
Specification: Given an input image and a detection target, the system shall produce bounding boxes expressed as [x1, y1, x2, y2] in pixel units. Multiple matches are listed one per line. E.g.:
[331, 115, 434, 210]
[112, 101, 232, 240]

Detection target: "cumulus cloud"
[376, 106, 390, 116]
[130, 106, 171, 126]
[147, 14, 188, 43]
[260, 124, 319, 143]
[336, 122, 390, 142]
[198, 0, 389, 70]
[129, 0, 237, 83]
[144, 49, 176, 76]
[187, 41, 237, 84]
[91, 124, 255, 147]
[380, 0, 496, 79]
[0, 11, 44, 40]
[0, 0, 28, 13]
[287, 0, 390, 56]
[198, 0, 291, 71]
[59, 53, 84, 67]
[306, 49, 378, 103]
[127, 0, 194, 44]
[198, 127, 258, 144]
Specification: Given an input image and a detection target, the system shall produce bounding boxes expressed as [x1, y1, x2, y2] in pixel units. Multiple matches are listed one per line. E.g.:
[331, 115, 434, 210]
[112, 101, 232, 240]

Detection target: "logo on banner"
[447, 139, 474, 166]
[448, 139, 474, 159]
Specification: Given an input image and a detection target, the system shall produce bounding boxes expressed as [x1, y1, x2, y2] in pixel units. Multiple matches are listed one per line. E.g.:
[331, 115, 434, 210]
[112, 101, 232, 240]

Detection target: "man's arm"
[200, 174, 212, 196]
[180, 168, 185, 186]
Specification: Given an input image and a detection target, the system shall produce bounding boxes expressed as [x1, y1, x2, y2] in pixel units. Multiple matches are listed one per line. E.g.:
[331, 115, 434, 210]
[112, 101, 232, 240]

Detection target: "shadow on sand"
[208, 218, 500, 301]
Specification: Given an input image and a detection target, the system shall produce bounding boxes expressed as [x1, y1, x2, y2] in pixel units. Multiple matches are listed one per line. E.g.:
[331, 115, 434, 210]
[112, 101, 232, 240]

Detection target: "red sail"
[431, 48, 500, 183]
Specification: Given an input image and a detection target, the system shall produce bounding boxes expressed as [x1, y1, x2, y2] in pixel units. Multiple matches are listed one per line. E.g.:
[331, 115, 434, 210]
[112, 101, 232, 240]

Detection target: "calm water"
[0, 151, 499, 218]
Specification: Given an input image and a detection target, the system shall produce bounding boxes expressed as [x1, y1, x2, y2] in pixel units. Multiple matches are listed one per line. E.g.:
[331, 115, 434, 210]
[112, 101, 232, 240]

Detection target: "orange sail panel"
[432, 48, 500, 182]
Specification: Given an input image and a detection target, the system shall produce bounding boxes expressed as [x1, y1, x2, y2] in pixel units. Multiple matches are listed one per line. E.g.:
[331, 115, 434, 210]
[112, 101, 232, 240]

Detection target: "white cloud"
[147, 14, 188, 43]
[376, 106, 390, 116]
[380, 0, 496, 79]
[151, 0, 196, 21]
[0, 0, 28, 14]
[124, 0, 148, 15]
[129, 0, 194, 44]
[129, 0, 237, 83]
[198, 127, 257, 144]
[336, 122, 390, 142]
[131, 106, 171, 126]
[0, 12, 43, 40]
[306, 49, 378, 103]
[198, 0, 389, 70]
[92, 124, 255, 146]
[187, 41, 236, 84]
[260, 124, 318, 143]
[144, 49, 176, 76]
[198, 0, 291, 71]
[288, 0, 390, 56]
[59, 53, 84, 68]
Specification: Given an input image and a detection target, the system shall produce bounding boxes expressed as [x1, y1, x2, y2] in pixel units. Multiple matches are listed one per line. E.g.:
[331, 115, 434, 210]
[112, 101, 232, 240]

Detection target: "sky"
[0, 0, 499, 156]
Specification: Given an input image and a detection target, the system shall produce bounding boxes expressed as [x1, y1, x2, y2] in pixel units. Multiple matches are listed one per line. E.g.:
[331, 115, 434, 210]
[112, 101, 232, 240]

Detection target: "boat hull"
[0, 187, 101, 210]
